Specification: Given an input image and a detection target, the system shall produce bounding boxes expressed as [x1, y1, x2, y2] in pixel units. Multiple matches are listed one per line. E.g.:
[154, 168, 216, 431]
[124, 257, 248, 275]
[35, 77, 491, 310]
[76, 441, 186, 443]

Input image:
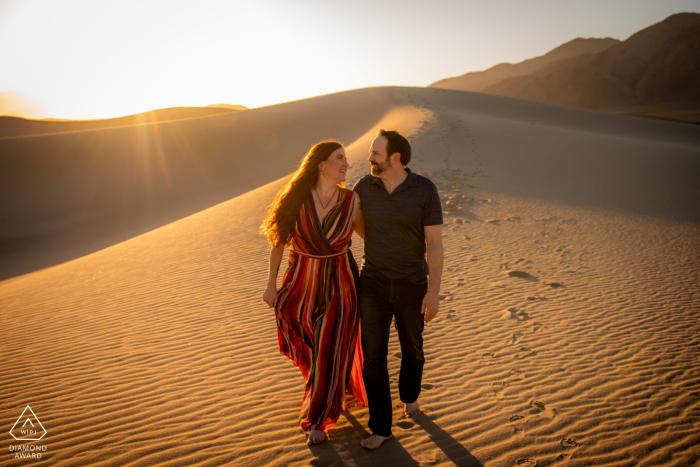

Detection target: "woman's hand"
[263, 284, 279, 308]
[263, 242, 285, 308]
[352, 192, 365, 239]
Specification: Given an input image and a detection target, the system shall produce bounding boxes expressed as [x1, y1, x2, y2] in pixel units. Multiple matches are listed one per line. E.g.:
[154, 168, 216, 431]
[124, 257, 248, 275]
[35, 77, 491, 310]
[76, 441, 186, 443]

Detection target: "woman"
[261, 140, 367, 445]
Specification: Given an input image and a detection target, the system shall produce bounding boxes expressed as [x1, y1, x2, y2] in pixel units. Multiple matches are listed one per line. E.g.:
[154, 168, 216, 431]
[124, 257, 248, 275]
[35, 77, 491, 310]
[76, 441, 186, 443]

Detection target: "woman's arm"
[262, 242, 285, 307]
[352, 192, 365, 239]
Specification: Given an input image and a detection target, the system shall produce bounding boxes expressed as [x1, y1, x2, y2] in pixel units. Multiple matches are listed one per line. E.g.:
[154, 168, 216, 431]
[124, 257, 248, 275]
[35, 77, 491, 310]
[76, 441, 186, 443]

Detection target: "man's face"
[368, 136, 392, 176]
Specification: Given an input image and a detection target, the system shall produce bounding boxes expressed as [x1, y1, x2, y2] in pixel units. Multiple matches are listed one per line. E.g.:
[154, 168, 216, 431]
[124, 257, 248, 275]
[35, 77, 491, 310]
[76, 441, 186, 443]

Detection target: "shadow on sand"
[306, 411, 484, 467]
[415, 415, 484, 466]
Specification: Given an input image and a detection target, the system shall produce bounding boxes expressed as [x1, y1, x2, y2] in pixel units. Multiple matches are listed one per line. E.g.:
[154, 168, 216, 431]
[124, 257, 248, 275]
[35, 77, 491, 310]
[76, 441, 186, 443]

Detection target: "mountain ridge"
[430, 13, 700, 122]
[430, 37, 620, 92]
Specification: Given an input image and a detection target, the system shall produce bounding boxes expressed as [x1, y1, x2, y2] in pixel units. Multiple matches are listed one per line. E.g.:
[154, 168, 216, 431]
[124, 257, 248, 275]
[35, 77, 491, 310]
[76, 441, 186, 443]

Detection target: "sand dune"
[1, 87, 700, 466]
[0, 89, 394, 280]
[0, 107, 244, 138]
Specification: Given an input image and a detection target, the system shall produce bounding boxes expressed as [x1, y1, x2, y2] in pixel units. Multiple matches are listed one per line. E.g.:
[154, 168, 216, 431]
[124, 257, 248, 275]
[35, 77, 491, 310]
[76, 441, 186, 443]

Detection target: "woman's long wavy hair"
[261, 140, 344, 246]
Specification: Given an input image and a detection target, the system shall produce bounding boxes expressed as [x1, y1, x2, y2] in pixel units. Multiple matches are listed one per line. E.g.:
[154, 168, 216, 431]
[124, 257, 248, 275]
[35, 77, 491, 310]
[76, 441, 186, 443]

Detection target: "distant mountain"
[430, 13, 700, 122]
[0, 106, 238, 138]
[430, 37, 619, 92]
[0, 91, 47, 119]
[206, 104, 249, 111]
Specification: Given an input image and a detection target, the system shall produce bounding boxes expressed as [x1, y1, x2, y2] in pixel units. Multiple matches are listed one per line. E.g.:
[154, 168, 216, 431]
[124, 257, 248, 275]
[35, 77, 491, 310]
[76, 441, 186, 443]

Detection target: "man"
[352, 129, 444, 449]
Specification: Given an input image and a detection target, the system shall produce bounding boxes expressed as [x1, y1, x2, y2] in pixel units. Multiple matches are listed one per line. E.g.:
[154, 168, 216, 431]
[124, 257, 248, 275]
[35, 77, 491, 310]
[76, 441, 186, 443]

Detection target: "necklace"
[314, 185, 338, 217]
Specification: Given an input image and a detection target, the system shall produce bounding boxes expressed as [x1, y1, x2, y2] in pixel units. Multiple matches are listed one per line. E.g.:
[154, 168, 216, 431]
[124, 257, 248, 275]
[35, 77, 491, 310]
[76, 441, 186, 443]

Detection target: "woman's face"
[320, 147, 349, 183]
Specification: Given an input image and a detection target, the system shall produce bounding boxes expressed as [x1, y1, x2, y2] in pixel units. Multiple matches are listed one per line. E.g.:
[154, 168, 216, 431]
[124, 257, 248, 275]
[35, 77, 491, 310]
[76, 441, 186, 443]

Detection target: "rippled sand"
[2, 87, 699, 466]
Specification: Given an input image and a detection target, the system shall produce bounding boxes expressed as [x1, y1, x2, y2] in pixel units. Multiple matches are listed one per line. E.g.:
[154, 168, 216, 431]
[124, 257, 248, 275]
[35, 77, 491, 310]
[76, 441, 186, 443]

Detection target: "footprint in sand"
[546, 282, 564, 288]
[515, 458, 537, 466]
[511, 331, 524, 344]
[396, 421, 415, 430]
[560, 438, 580, 448]
[509, 415, 526, 438]
[510, 369, 525, 380]
[507, 270, 531, 278]
[556, 438, 581, 461]
[481, 352, 499, 365]
[506, 307, 530, 321]
[532, 322, 544, 332]
[516, 346, 535, 360]
[492, 381, 508, 398]
[530, 400, 556, 419]
[446, 310, 457, 320]
[527, 295, 545, 301]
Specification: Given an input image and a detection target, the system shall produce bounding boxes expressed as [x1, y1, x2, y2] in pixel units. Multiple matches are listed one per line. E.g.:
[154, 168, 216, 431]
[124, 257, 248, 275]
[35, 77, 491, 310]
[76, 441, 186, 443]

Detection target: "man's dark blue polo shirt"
[352, 167, 443, 282]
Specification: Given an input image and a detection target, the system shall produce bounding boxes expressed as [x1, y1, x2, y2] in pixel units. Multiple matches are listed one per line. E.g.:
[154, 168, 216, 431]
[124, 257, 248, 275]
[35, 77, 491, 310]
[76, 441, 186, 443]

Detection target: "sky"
[0, 0, 698, 119]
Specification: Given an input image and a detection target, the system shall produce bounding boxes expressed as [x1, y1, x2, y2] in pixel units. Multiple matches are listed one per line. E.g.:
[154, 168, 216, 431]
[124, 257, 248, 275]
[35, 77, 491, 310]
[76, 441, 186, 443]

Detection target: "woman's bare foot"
[307, 424, 326, 445]
[404, 400, 421, 417]
[361, 434, 392, 449]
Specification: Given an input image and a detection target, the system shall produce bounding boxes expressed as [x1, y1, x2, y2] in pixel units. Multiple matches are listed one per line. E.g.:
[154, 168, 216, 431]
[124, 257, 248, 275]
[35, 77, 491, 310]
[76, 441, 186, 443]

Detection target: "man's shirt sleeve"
[423, 182, 443, 226]
[352, 177, 363, 194]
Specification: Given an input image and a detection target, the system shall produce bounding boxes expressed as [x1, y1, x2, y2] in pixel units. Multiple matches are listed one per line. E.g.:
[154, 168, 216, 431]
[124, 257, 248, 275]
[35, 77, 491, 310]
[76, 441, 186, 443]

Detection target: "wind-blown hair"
[261, 140, 344, 246]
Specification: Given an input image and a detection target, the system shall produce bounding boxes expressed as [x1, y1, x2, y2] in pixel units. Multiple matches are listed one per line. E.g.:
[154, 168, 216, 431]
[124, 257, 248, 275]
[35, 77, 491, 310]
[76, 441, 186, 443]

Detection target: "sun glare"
[0, 0, 696, 119]
[0, 0, 357, 119]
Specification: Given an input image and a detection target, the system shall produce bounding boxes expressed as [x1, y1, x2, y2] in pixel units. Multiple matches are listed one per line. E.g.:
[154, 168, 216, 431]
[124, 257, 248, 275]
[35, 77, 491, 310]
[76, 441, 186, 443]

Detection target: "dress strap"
[290, 248, 349, 259]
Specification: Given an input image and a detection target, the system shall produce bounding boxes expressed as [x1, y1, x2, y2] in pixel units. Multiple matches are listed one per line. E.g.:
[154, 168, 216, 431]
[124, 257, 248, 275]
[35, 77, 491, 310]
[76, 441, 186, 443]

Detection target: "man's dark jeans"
[359, 274, 427, 437]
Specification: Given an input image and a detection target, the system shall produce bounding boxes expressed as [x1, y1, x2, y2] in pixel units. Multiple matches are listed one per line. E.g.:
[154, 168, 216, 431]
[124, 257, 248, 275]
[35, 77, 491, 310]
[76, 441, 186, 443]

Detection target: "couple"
[261, 130, 443, 449]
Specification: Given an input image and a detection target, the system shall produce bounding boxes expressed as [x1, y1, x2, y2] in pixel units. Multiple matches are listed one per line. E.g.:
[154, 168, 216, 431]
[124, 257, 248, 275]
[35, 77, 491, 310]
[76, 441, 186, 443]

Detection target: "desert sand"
[1, 86, 700, 466]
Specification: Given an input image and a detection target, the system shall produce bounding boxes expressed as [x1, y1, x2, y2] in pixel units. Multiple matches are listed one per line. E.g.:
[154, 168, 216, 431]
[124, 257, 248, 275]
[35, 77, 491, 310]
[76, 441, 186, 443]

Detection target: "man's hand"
[421, 291, 439, 323]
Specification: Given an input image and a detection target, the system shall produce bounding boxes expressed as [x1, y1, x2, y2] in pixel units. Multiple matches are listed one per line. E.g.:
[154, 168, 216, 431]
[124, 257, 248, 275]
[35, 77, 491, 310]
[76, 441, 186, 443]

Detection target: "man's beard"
[371, 158, 391, 176]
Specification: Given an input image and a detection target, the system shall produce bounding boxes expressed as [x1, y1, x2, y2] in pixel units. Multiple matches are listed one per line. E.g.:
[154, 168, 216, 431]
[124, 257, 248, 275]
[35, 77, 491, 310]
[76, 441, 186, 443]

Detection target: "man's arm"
[422, 224, 444, 322]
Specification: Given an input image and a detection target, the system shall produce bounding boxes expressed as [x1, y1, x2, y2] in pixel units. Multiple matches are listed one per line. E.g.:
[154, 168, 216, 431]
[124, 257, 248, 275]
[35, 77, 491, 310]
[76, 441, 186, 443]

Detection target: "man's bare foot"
[404, 400, 421, 418]
[307, 424, 326, 445]
[361, 434, 392, 449]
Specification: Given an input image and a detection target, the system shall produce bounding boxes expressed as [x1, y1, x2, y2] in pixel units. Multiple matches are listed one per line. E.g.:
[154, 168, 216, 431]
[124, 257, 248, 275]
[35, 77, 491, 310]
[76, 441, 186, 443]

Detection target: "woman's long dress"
[274, 187, 367, 432]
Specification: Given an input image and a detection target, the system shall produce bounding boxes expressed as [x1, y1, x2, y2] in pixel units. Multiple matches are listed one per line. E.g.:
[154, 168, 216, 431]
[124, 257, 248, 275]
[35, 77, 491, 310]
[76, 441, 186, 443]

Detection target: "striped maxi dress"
[274, 187, 368, 432]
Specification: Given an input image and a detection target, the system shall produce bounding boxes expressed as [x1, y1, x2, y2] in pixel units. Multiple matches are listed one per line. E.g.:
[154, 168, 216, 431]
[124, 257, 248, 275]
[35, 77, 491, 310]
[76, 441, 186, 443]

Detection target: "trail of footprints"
[497, 279, 576, 466]
[422, 155, 585, 463]
[480, 220, 585, 466]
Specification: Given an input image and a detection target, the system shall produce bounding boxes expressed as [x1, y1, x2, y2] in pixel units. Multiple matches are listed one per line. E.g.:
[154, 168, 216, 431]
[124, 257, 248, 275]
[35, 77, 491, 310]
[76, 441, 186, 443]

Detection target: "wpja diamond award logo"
[8, 406, 48, 459]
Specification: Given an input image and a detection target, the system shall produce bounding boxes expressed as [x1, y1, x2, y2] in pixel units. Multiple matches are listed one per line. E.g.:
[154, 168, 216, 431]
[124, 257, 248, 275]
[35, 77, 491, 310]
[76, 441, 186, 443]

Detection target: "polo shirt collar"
[371, 167, 418, 187]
